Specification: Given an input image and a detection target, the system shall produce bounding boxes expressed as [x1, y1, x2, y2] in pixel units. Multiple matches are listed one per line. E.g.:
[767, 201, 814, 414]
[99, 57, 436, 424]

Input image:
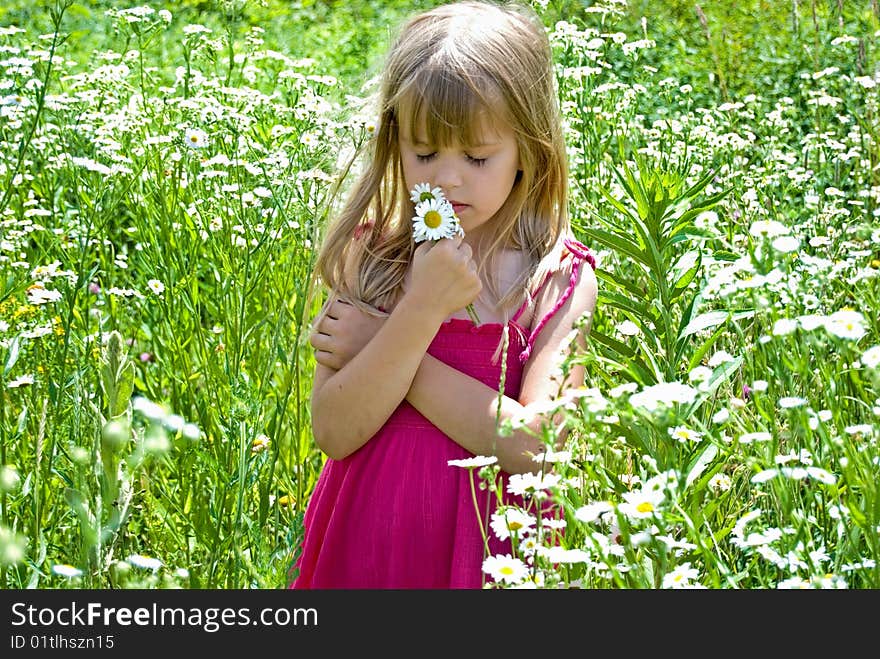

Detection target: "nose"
[432, 155, 462, 191]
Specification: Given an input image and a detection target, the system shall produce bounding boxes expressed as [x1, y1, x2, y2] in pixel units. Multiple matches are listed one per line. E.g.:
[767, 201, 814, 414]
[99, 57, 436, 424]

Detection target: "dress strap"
[518, 238, 596, 364]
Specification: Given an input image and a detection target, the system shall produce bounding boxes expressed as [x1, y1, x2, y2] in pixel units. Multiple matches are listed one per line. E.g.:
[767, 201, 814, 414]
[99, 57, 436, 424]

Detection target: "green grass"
[1, 0, 878, 589]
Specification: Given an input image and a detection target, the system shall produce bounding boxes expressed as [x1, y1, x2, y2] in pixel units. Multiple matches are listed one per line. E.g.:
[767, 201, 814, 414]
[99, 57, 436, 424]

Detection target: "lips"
[449, 202, 468, 214]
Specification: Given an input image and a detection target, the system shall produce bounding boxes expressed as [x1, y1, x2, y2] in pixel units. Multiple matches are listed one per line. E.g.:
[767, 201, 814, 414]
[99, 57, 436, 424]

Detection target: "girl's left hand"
[310, 299, 387, 371]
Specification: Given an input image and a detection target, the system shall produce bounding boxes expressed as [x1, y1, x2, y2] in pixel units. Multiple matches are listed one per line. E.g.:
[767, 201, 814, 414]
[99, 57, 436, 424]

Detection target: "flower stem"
[465, 303, 481, 325]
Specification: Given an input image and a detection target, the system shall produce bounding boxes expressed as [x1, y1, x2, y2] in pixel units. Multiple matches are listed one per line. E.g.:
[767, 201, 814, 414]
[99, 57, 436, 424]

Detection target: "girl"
[291, 0, 598, 589]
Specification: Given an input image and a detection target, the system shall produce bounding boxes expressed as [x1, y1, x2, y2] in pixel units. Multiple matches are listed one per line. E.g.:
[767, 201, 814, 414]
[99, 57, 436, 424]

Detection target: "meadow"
[0, 0, 877, 589]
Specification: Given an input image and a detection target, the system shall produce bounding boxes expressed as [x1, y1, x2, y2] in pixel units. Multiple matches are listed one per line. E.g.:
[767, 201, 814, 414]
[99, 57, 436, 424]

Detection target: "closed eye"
[466, 155, 487, 167]
[416, 153, 436, 162]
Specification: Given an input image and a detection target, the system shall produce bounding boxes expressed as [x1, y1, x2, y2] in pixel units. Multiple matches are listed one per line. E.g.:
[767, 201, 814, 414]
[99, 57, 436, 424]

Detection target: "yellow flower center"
[424, 210, 442, 229]
[636, 501, 654, 513]
[500, 566, 514, 575]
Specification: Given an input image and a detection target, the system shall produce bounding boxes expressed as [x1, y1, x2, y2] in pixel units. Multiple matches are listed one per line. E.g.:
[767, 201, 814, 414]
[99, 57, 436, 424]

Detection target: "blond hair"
[314, 0, 569, 319]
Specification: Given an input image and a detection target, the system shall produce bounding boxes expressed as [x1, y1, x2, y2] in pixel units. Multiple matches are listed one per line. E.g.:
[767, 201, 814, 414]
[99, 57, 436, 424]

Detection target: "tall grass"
[0, 0, 878, 588]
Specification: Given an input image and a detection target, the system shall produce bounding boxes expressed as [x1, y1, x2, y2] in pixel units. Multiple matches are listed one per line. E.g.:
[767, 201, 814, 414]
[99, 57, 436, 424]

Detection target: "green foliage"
[0, 0, 878, 590]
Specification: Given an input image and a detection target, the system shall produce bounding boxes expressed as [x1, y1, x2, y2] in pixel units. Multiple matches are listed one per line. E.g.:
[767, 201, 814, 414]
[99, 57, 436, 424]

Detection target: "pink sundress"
[291, 238, 595, 589]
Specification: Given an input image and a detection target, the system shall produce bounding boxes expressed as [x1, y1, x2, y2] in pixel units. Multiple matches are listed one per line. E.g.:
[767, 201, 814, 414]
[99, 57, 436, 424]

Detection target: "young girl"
[290, 0, 598, 589]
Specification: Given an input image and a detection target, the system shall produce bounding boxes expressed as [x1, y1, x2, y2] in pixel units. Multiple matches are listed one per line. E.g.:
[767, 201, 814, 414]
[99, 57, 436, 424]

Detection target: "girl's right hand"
[408, 236, 482, 320]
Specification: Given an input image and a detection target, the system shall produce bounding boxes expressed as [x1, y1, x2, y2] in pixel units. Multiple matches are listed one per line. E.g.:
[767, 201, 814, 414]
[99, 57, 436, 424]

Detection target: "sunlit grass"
[1, 0, 877, 588]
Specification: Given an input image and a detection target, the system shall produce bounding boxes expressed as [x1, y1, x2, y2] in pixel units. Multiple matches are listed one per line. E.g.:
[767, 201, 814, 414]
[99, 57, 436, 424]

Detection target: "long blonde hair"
[314, 0, 570, 319]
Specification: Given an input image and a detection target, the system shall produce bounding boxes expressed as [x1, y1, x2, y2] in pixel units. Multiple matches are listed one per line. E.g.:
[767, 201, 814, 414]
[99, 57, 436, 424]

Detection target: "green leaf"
[686, 443, 719, 489]
[681, 311, 731, 338]
[595, 269, 647, 300]
[582, 227, 650, 267]
[3, 336, 19, 376]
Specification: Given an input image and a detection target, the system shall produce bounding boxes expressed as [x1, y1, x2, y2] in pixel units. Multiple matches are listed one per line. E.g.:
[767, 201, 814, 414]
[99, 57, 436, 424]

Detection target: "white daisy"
[147, 279, 165, 295]
[52, 564, 83, 579]
[490, 507, 535, 541]
[412, 198, 461, 243]
[183, 127, 209, 149]
[7, 374, 34, 389]
[410, 182, 443, 204]
[448, 455, 497, 468]
[860, 345, 880, 369]
[127, 553, 163, 571]
[482, 554, 529, 584]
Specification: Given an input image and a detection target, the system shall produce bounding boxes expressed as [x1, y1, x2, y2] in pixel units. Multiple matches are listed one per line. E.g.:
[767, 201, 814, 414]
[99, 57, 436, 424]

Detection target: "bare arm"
[309, 236, 481, 460]
[406, 264, 597, 473]
[313, 260, 598, 473]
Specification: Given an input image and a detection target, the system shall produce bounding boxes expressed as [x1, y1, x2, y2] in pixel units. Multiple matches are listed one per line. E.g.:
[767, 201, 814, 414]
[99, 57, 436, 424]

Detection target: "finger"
[314, 349, 338, 370]
[414, 241, 434, 257]
[310, 332, 332, 352]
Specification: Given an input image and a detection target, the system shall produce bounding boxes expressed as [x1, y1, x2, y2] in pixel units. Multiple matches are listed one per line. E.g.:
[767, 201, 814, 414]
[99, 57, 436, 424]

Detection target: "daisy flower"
[412, 197, 461, 242]
[410, 182, 479, 325]
[490, 507, 535, 540]
[482, 554, 529, 585]
[127, 554, 163, 571]
[183, 127, 209, 149]
[51, 564, 83, 579]
[448, 455, 497, 468]
[410, 182, 443, 204]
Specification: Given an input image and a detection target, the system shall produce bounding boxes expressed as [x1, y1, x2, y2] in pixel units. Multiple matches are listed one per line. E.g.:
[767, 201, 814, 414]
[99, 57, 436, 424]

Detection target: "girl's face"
[398, 110, 520, 240]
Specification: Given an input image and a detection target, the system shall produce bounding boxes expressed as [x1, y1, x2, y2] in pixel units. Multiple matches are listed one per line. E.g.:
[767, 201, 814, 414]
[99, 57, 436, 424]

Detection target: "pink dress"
[291, 238, 595, 589]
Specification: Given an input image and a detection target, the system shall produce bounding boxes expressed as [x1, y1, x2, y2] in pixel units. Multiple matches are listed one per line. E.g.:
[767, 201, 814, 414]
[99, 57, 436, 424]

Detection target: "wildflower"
[862, 345, 880, 369]
[662, 562, 703, 589]
[0, 527, 28, 565]
[712, 408, 730, 424]
[490, 508, 535, 540]
[276, 494, 294, 507]
[51, 564, 83, 579]
[668, 425, 702, 443]
[6, 374, 34, 389]
[506, 471, 562, 496]
[531, 448, 571, 464]
[537, 546, 591, 564]
[771, 235, 800, 253]
[26, 283, 61, 305]
[739, 431, 772, 444]
[183, 127, 209, 149]
[707, 350, 735, 367]
[127, 554, 163, 571]
[574, 501, 614, 524]
[778, 396, 808, 409]
[617, 487, 665, 520]
[749, 220, 790, 239]
[410, 182, 443, 204]
[482, 554, 528, 584]
[824, 309, 866, 340]
[772, 318, 798, 336]
[251, 434, 271, 454]
[0, 466, 20, 493]
[707, 473, 731, 493]
[410, 183, 477, 324]
[616, 320, 640, 336]
[448, 455, 497, 468]
[609, 382, 639, 399]
[147, 279, 165, 295]
[628, 382, 698, 411]
[412, 197, 461, 243]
